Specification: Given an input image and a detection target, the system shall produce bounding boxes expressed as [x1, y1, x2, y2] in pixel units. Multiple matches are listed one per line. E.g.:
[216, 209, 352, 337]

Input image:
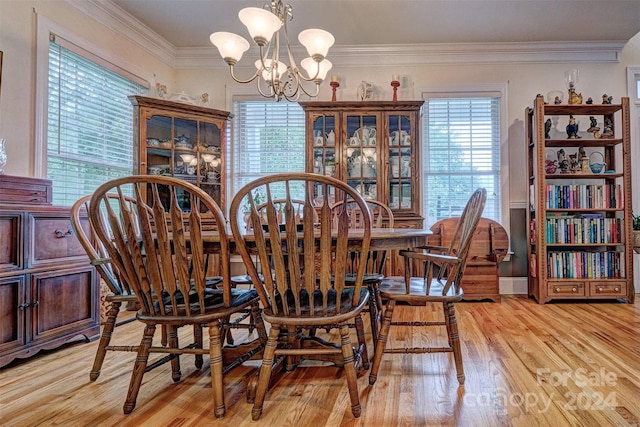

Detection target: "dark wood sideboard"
[0, 175, 99, 368]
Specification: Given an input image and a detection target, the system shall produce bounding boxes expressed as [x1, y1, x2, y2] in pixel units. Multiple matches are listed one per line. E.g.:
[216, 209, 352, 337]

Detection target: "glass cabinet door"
[198, 121, 223, 206]
[387, 114, 413, 209]
[144, 114, 224, 209]
[345, 113, 378, 200]
[311, 114, 337, 204]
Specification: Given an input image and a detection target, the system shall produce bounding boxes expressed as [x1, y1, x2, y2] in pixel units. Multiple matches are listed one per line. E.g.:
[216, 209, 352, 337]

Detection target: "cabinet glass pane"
[313, 147, 336, 177]
[388, 114, 412, 209]
[200, 122, 221, 152]
[346, 114, 377, 199]
[312, 115, 337, 178]
[146, 115, 172, 145]
[174, 118, 196, 149]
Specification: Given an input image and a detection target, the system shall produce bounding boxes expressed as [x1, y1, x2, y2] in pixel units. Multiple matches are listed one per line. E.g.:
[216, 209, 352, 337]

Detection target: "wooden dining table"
[202, 226, 431, 253]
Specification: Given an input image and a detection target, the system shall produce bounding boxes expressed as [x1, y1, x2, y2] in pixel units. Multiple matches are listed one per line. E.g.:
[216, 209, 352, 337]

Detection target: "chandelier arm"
[229, 64, 262, 85]
[297, 81, 321, 98]
[296, 60, 321, 82]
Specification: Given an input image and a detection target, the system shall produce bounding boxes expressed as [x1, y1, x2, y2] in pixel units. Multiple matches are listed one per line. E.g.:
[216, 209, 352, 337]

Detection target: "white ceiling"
[110, 0, 640, 49]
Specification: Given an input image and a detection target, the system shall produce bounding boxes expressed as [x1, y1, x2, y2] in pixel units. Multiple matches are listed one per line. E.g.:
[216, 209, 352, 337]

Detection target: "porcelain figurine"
[587, 116, 600, 133]
[602, 94, 613, 104]
[566, 115, 580, 139]
[544, 118, 552, 139]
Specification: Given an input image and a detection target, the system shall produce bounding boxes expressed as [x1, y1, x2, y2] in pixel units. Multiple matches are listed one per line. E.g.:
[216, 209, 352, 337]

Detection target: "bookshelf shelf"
[525, 95, 633, 303]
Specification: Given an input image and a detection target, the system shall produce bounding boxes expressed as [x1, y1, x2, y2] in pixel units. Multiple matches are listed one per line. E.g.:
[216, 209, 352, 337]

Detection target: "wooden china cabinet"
[129, 96, 232, 211]
[300, 101, 425, 274]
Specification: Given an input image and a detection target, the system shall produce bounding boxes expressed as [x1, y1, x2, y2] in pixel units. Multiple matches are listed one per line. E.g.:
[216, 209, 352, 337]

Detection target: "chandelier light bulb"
[301, 58, 332, 81]
[239, 7, 282, 46]
[256, 59, 287, 83]
[298, 29, 335, 60]
[210, 32, 250, 64]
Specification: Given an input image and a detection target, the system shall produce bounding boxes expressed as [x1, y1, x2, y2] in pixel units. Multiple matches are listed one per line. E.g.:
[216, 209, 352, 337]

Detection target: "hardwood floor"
[2, 295, 639, 426]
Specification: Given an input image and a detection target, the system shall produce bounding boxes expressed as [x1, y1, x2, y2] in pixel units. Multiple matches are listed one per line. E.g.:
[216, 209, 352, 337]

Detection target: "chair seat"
[379, 276, 464, 302]
[148, 288, 260, 320]
[262, 287, 369, 326]
[344, 273, 384, 284]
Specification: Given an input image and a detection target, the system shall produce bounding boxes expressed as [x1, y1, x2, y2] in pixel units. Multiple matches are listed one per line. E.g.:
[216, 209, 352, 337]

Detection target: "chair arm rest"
[412, 244, 450, 253]
[91, 257, 113, 266]
[399, 250, 461, 265]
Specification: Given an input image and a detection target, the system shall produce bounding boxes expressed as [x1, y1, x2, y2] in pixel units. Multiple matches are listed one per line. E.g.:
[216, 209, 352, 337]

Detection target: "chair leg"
[209, 319, 225, 419]
[252, 325, 280, 421]
[90, 301, 122, 381]
[445, 302, 465, 385]
[250, 302, 268, 344]
[167, 325, 182, 382]
[193, 324, 204, 369]
[369, 300, 396, 385]
[161, 325, 168, 347]
[123, 324, 156, 414]
[367, 283, 380, 349]
[353, 314, 369, 370]
[339, 323, 361, 418]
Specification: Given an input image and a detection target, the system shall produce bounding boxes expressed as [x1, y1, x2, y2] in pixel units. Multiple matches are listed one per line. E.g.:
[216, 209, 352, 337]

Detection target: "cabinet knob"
[18, 303, 29, 310]
[615, 287, 620, 292]
[55, 229, 73, 238]
[597, 287, 603, 293]
[572, 287, 577, 292]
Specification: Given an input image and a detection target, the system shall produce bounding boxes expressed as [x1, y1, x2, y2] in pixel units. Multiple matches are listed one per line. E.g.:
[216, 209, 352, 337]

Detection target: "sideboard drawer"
[27, 212, 89, 267]
[547, 281, 585, 297]
[0, 175, 52, 205]
[589, 281, 627, 297]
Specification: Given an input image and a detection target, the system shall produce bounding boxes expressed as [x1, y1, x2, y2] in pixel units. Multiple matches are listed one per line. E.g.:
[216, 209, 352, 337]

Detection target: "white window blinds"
[231, 100, 306, 197]
[47, 37, 145, 206]
[422, 96, 501, 223]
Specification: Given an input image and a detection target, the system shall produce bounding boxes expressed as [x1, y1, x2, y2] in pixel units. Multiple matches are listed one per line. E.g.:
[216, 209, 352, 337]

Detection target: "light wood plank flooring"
[1, 295, 639, 426]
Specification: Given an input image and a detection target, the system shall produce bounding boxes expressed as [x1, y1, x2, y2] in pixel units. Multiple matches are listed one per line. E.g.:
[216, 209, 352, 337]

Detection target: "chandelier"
[210, 0, 334, 102]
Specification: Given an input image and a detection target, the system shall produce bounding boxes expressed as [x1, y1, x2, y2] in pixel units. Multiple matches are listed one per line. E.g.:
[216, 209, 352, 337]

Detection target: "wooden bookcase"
[526, 95, 634, 303]
[129, 96, 232, 211]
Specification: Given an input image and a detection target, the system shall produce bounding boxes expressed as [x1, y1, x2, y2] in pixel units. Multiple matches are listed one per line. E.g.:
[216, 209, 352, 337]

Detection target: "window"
[422, 95, 502, 223]
[231, 100, 306, 200]
[47, 36, 145, 206]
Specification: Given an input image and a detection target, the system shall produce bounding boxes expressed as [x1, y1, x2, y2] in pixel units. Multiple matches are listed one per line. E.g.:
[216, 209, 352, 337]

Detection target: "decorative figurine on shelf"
[554, 96, 562, 104]
[602, 94, 613, 104]
[557, 148, 570, 173]
[544, 118, 552, 139]
[593, 118, 614, 139]
[569, 152, 581, 173]
[585, 97, 593, 104]
[566, 115, 581, 139]
[200, 92, 209, 106]
[565, 69, 583, 104]
[587, 116, 600, 133]
[156, 82, 167, 99]
[356, 81, 373, 101]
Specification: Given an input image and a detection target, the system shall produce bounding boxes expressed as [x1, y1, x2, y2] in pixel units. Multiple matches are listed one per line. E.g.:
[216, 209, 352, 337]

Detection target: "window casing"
[47, 37, 145, 206]
[422, 95, 502, 224]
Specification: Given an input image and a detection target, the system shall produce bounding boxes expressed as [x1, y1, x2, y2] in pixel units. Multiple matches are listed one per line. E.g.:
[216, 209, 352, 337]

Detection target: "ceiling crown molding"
[70, 1, 625, 70]
[66, 0, 177, 67]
